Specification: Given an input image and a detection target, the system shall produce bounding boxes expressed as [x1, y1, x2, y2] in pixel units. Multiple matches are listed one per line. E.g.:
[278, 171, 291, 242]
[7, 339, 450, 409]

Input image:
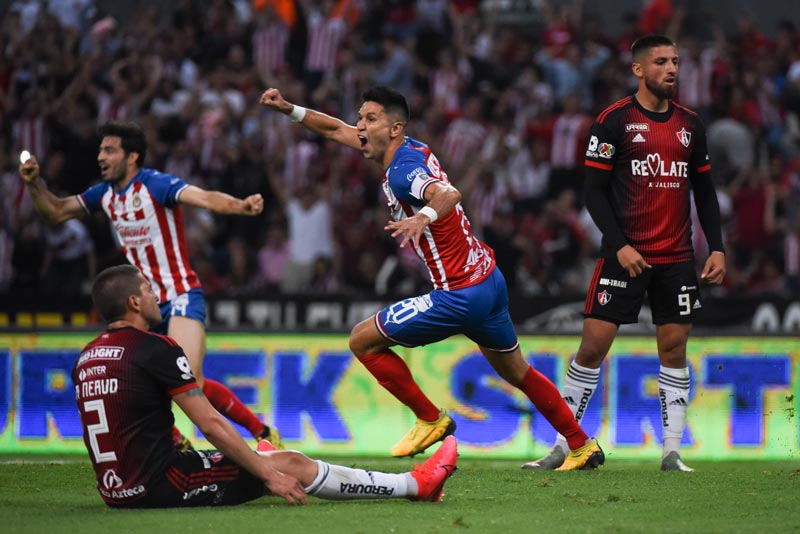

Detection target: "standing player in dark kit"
[524, 35, 726, 472]
[74, 264, 458, 508]
[260, 85, 603, 470]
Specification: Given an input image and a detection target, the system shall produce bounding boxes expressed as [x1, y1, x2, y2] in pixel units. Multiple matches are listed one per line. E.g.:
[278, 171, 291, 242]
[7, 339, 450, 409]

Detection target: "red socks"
[202, 378, 265, 437]
[359, 350, 441, 422]
[519, 366, 589, 450]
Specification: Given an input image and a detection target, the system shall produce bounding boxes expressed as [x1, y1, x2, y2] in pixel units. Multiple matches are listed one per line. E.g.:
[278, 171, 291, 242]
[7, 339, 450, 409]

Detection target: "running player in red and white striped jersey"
[260, 85, 604, 470]
[19, 121, 282, 448]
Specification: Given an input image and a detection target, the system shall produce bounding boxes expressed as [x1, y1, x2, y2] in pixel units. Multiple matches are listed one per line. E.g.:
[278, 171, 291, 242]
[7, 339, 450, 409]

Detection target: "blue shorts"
[154, 288, 207, 334]
[375, 267, 519, 352]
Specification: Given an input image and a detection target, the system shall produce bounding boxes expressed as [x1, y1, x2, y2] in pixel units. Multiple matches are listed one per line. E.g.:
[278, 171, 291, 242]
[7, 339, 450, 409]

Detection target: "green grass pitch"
[1, 456, 798, 533]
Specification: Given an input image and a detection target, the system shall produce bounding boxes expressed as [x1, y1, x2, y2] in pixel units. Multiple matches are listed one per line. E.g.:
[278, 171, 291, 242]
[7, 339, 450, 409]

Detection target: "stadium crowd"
[1, 0, 799, 299]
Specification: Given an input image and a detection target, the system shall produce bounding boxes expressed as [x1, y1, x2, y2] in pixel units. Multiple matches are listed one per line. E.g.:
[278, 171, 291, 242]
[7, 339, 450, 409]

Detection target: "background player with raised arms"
[73, 264, 458, 507]
[19, 121, 282, 449]
[524, 35, 726, 472]
[260, 85, 603, 470]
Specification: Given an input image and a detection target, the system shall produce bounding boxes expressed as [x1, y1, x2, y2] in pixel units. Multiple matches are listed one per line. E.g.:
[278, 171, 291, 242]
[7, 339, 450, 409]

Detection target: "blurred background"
[1, 0, 799, 333]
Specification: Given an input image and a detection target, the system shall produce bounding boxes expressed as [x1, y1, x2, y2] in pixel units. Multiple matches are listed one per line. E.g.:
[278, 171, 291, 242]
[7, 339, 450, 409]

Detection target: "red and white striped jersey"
[305, 13, 346, 72]
[385, 137, 495, 290]
[441, 117, 486, 169]
[550, 112, 592, 168]
[78, 169, 201, 303]
[13, 115, 47, 160]
[252, 20, 289, 74]
[677, 48, 714, 110]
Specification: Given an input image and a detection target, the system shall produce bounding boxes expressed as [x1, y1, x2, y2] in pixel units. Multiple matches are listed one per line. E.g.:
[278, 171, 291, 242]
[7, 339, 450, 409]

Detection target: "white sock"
[305, 460, 415, 500]
[554, 360, 601, 453]
[658, 366, 690, 458]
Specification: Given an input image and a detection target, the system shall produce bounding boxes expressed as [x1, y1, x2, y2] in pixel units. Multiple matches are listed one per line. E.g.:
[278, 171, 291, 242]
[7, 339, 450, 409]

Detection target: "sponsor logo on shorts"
[597, 290, 611, 306]
[599, 277, 627, 288]
[184, 484, 219, 500]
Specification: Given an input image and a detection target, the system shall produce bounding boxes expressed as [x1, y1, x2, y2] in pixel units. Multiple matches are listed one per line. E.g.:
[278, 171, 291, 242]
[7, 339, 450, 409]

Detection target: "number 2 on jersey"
[84, 399, 118, 463]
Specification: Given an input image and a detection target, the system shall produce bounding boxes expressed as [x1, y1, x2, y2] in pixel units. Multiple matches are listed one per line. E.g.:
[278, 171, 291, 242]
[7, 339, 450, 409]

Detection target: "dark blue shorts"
[154, 288, 207, 333]
[375, 267, 519, 352]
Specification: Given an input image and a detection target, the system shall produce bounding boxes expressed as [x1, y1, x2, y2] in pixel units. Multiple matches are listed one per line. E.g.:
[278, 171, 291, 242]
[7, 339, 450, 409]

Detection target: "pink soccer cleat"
[409, 435, 458, 502]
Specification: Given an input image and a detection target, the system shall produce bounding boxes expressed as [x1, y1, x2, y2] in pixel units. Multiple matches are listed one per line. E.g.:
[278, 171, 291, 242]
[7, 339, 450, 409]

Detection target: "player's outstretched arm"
[18, 154, 84, 224]
[179, 185, 264, 216]
[174, 388, 308, 505]
[260, 87, 361, 150]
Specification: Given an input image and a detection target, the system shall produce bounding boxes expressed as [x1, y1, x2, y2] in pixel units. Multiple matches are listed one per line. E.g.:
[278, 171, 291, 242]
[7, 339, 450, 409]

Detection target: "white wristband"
[418, 206, 438, 223]
[288, 105, 307, 123]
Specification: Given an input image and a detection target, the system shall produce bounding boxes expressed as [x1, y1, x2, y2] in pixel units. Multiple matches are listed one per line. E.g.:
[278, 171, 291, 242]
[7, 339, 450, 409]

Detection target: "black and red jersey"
[584, 96, 711, 263]
[72, 327, 197, 505]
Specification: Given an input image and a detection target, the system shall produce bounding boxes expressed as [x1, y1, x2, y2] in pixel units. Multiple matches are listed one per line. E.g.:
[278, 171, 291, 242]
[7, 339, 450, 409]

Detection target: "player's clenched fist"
[260, 88, 291, 113]
[18, 153, 40, 183]
[242, 193, 264, 215]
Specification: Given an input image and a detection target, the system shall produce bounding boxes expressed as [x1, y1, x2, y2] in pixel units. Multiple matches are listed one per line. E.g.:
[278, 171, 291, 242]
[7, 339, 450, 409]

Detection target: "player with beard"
[260, 85, 604, 470]
[73, 264, 458, 507]
[523, 35, 726, 472]
[19, 121, 283, 450]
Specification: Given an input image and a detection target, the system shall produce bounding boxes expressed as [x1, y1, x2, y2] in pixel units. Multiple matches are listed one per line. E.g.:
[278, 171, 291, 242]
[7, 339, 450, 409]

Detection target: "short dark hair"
[98, 121, 147, 167]
[92, 264, 143, 323]
[361, 86, 410, 123]
[631, 34, 676, 62]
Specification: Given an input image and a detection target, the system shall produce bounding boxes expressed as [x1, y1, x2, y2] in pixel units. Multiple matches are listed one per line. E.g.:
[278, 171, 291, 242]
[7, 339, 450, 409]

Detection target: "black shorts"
[583, 258, 702, 325]
[111, 450, 266, 508]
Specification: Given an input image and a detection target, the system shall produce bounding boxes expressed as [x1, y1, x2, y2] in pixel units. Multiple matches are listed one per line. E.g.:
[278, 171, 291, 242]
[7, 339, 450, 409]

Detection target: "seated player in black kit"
[74, 264, 458, 507]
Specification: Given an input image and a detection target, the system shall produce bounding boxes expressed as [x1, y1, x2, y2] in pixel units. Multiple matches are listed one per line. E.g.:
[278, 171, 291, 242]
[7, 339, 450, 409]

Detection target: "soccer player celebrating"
[73, 264, 457, 507]
[524, 35, 726, 472]
[260, 85, 603, 470]
[19, 121, 282, 449]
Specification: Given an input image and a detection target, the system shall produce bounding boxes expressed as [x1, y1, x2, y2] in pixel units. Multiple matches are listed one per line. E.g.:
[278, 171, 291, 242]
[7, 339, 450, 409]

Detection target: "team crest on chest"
[132, 194, 142, 208]
[676, 128, 691, 148]
[597, 290, 611, 306]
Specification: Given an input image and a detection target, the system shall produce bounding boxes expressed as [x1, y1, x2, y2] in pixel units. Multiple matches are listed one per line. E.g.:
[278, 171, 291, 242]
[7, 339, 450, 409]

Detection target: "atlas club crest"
[676, 128, 691, 148]
[597, 290, 611, 306]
